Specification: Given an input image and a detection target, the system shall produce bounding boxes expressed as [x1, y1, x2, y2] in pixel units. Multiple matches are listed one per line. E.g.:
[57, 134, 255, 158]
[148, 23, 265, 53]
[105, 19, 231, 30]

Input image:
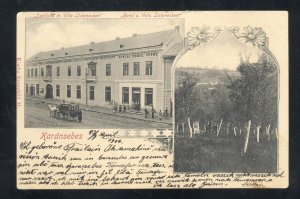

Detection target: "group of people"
[112, 103, 170, 121]
[144, 106, 169, 120]
[112, 104, 127, 114]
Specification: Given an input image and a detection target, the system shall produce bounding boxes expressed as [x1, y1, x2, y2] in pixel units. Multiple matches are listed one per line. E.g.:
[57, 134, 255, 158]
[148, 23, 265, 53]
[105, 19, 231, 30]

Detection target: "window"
[105, 86, 111, 102]
[133, 62, 140, 76]
[91, 66, 96, 76]
[145, 88, 153, 105]
[56, 85, 60, 97]
[89, 86, 94, 100]
[27, 69, 30, 77]
[31, 69, 34, 77]
[123, 63, 129, 76]
[67, 85, 71, 98]
[26, 84, 28, 93]
[106, 64, 111, 76]
[41, 68, 44, 77]
[76, 85, 81, 99]
[88, 62, 97, 76]
[68, 66, 72, 76]
[77, 66, 81, 76]
[57, 67, 60, 76]
[46, 65, 52, 76]
[122, 87, 129, 104]
[145, 61, 152, 75]
[35, 69, 37, 77]
[36, 84, 39, 95]
[132, 87, 141, 105]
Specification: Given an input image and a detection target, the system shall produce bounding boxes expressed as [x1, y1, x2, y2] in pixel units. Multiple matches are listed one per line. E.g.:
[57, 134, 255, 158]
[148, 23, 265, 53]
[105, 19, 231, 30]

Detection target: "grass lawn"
[174, 133, 277, 173]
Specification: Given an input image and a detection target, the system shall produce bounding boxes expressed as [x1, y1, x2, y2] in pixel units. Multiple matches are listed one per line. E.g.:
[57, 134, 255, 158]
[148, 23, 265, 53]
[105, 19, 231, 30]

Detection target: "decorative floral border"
[117, 128, 173, 138]
[116, 129, 173, 153]
[186, 25, 267, 49]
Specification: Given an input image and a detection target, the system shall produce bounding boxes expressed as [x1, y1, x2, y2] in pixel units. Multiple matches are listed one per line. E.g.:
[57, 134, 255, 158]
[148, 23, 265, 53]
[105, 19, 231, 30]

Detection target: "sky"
[25, 18, 184, 58]
[176, 30, 263, 71]
[25, 12, 286, 72]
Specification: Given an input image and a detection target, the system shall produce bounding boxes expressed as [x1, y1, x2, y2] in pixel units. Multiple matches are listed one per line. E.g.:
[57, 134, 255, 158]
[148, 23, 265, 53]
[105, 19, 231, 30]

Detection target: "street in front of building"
[25, 97, 172, 129]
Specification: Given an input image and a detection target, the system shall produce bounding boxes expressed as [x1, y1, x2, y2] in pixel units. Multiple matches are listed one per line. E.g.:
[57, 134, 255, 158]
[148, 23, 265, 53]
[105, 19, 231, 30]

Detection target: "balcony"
[42, 75, 52, 82]
[86, 75, 97, 82]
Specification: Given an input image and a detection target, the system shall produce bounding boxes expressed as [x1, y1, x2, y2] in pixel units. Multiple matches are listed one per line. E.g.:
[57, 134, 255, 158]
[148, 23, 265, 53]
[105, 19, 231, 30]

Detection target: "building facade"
[25, 27, 183, 112]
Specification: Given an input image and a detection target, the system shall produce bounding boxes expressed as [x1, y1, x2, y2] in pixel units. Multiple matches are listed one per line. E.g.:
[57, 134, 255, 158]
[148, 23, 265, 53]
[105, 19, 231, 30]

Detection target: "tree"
[227, 54, 278, 128]
[175, 70, 198, 128]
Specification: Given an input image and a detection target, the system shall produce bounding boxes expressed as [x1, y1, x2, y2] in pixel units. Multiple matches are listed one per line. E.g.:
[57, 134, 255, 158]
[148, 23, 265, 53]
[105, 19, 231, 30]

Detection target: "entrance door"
[30, 86, 35, 96]
[132, 87, 141, 111]
[45, 84, 53, 98]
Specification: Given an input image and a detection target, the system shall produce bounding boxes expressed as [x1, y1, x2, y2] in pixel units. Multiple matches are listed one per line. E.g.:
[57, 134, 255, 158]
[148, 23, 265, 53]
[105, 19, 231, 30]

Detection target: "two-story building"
[25, 26, 183, 112]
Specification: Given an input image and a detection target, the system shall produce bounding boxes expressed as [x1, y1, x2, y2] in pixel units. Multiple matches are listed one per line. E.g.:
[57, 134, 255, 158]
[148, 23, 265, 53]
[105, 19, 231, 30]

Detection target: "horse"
[48, 104, 57, 117]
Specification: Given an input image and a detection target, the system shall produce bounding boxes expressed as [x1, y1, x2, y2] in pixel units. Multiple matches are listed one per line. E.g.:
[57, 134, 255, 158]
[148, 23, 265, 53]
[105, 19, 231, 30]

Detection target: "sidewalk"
[29, 96, 172, 125]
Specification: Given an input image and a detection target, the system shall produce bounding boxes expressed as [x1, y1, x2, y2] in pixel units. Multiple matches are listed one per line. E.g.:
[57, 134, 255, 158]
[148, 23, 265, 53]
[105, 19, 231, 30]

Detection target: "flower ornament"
[214, 26, 223, 33]
[228, 26, 239, 36]
[185, 25, 267, 49]
[213, 26, 223, 37]
[187, 26, 213, 47]
[239, 26, 267, 47]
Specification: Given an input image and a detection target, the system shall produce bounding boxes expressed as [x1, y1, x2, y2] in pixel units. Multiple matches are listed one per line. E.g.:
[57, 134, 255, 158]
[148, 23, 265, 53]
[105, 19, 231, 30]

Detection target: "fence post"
[266, 124, 271, 142]
[256, 126, 261, 143]
[243, 120, 251, 155]
[234, 126, 237, 136]
[188, 117, 193, 138]
[217, 119, 223, 136]
[227, 123, 229, 134]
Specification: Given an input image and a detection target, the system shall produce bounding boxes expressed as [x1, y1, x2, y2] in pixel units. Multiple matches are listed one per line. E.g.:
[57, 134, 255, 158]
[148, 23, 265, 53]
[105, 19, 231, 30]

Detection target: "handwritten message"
[17, 130, 285, 189]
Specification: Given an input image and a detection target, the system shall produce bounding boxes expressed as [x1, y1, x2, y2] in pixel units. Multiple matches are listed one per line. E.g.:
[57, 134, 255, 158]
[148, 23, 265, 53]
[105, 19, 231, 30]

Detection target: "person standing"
[113, 105, 117, 114]
[119, 105, 122, 114]
[123, 105, 126, 114]
[158, 110, 163, 120]
[151, 106, 156, 119]
[144, 107, 149, 118]
[78, 110, 82, 122]
[165, 107, 169, 117]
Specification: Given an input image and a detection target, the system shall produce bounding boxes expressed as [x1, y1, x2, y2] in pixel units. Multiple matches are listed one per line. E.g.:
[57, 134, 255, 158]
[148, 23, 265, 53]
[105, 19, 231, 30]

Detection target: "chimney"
[115, 37, 120, 40]
[90, 41, 95, 45]
[175, 26, 180, 31]
[132, 34, 138, 37]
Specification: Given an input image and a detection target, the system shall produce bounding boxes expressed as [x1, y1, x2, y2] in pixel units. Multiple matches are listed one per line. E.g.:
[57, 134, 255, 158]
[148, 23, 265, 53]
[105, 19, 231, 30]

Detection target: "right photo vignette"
[173, 25, 279, 173]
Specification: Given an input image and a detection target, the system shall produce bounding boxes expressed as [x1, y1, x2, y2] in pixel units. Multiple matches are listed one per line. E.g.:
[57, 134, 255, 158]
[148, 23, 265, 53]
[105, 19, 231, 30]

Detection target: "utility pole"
[85, 68, 88, 106]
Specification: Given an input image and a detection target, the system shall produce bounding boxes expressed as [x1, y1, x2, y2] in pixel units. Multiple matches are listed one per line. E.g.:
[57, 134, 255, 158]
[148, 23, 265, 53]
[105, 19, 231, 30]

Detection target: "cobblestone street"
[24, 97, 172, 129]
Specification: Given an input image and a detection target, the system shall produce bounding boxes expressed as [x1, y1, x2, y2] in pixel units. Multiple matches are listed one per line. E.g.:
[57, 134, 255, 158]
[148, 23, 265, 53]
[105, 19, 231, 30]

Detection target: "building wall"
[163, 57, 175, 111]
[25, 31, 183, 111]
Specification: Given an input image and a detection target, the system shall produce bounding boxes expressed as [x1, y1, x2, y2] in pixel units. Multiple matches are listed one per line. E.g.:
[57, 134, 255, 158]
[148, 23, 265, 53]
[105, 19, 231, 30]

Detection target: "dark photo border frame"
[0, 0, 299, 199]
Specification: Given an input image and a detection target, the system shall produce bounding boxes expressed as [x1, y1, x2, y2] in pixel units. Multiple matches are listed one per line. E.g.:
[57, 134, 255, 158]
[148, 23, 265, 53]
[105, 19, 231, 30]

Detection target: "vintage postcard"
[16, 11, 288, 189]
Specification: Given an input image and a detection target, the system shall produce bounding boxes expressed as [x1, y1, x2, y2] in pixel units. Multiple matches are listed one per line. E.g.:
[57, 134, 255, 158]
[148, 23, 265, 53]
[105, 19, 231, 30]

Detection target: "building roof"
[27, 28, 179, 62]
[163, 43, 183, 57]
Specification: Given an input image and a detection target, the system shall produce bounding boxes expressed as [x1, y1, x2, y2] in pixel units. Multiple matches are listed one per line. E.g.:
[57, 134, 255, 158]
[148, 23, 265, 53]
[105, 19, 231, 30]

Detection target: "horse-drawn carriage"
[49, 103, 82, 122]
